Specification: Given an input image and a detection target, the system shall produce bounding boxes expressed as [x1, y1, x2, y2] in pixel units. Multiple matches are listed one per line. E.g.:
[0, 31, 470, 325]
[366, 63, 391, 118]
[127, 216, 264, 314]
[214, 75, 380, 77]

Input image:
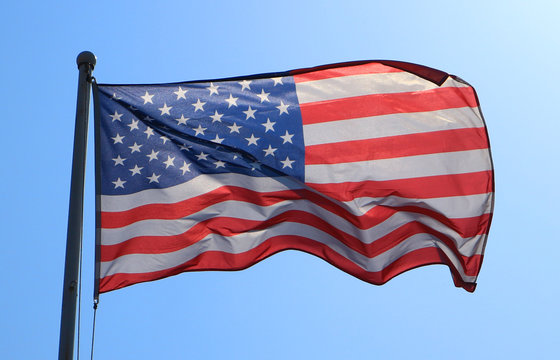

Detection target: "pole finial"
[76, 51, 96, 70]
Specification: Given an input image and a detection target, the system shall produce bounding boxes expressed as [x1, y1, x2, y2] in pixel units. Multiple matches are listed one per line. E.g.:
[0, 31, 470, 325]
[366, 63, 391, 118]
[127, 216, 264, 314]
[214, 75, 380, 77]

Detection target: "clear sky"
[2, 1, 559, 359]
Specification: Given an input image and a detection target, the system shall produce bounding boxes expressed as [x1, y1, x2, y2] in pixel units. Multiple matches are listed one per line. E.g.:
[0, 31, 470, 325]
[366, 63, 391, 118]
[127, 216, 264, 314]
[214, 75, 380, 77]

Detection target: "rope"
[90, 301, 98, 360]
[90, 75, 99, 360]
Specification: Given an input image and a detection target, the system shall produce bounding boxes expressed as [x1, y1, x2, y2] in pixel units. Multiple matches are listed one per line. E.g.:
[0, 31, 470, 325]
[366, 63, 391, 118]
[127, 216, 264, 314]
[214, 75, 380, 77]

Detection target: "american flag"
[94, 60, 493, 295]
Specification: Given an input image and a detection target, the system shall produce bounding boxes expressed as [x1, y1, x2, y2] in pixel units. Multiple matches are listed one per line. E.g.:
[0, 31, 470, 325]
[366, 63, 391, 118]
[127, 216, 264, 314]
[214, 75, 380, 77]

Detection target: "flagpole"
[58, 51, 96, 360]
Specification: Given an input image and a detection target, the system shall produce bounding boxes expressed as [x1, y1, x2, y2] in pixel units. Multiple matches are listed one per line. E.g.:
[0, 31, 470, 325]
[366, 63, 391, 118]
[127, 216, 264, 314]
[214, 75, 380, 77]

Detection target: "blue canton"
[96, 76, 304, 195]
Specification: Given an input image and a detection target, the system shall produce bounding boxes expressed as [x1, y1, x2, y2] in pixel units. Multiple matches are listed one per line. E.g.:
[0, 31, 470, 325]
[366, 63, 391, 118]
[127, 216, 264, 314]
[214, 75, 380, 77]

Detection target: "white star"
[263, 145, 277, 157]
[112, 155, 126, 166]
[276, 101, 289, 115]
[256, 89, 270, 103]
[211, 134, 225, 144]
[144, 127, 154, 138]
[214, 160, 226, 168]
[147, 150, 159, 162]
[281, 156, 295, 169]
[210, 111, 223, 123]
[193, 124, 207, 136]
[141, 91, 154, 104]
[127, 119, 139, 131]
[129, 165, 143, 176]
[175, 114, 189, 125]
[245, 134, 260, 146]
[112, 178, 126, 189]
[174, 86, 188, 100]
[272, 77, 283, 86]
[225, 93, 238, 108]
[243, 106, 257, 120]
[261, 118, 276, 132]
[160, 135, 170, 144]
[128, 142, 142, 153]
[250, 161, 262, 171]
[207, 82, 219, 95]
[159, 103, 172, 115]
[179, 143, 192, 152]
[163, 155, 175, 168]
[196, 151, 209, 161]
[239, 80, 252, 91]
[112, 133, 125, 144]
[180, 161, 191, 174]
[192, 98, 206, 112]
[227, 122, 242, 133]
[147, 173, 161, 183]
[144, 115, 154, 122]
[112, 93, 122, 100]
[232, 152, 240, 160]
[280, 130, 294, 144]
[109, 111, 123, 122]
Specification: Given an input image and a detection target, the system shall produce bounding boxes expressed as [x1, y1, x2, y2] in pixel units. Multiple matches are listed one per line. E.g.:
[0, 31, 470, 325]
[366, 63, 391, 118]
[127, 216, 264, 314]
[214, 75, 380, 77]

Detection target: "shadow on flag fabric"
[93, 60, 494, 295]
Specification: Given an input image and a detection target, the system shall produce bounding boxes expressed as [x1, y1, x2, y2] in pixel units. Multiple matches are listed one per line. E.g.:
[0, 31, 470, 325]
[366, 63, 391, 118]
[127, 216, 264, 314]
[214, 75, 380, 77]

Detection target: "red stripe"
[102, 208, 489, 256]
[101, 212, 484, 278]
[306, 171, 493, 200]
[101, 211, 477, 261]
[100, 186, 387, 228]
[101, 187, 299, 228]
[292, 62, 403, 83]
[306, 127, 489, 165]
[101, 185, 490, 238]
[99, 236, 480, 293]
[300, 87, 478, 125]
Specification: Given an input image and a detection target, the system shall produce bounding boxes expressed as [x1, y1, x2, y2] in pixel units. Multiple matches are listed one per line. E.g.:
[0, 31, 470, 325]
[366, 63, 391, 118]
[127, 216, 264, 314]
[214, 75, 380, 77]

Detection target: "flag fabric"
[94, 60, 494, 295]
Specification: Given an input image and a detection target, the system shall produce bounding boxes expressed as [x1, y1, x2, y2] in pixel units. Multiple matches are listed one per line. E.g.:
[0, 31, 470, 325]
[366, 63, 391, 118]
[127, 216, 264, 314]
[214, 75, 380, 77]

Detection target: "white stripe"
[101, 173, 303, 212]
[100, 221, 477, 283]
[305, 149, 492, 183]
[302, 107, 483, 146]
[295, 73, 469, 104]
[350, 193, 493, 219]
[103, 150, 491, 213]
[433, 241, 479, 282]
[101, 194, 489, 256]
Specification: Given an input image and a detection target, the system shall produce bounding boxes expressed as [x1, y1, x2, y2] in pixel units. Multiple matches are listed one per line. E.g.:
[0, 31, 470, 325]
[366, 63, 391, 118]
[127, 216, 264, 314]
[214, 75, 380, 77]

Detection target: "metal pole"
[58, 51, 96, 360]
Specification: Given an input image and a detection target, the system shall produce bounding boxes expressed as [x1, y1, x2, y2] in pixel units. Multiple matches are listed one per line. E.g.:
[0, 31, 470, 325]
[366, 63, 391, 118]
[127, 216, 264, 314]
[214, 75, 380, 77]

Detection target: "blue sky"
[2, 1, 559, 358]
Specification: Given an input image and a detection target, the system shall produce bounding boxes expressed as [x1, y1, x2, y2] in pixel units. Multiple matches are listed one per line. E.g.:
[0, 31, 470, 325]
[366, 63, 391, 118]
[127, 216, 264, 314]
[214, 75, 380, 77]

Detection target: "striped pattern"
[97, 61, 493, 293]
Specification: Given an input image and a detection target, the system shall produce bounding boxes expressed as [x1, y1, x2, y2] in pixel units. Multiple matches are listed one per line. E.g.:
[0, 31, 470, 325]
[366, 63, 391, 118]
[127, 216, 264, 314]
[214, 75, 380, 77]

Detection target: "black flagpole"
[58, 51, 96, 360]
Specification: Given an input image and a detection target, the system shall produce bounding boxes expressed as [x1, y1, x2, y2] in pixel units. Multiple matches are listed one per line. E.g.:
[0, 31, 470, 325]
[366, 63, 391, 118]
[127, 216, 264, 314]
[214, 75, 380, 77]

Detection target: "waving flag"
[94, 60, 493, 295]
